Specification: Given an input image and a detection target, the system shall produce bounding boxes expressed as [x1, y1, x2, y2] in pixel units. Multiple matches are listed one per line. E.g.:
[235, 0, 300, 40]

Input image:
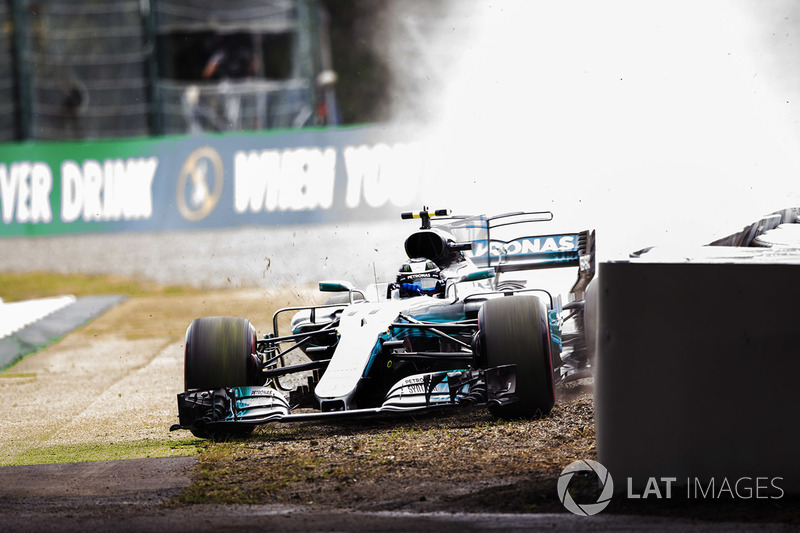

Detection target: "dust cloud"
[386, 0, 800, 260]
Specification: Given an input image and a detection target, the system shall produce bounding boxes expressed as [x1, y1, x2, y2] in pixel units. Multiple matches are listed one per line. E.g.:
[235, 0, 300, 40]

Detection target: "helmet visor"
[412, 277, 439, 291]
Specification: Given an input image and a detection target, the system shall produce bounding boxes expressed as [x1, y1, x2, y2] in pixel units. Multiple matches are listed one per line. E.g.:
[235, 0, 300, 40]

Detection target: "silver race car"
[171, 209, 595, 438]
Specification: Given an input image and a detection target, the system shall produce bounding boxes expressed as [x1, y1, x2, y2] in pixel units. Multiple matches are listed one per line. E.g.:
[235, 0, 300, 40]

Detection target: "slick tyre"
[184, 316, 260, 390]
[184, 316, 259, 439]
[478, 296, 555, 418]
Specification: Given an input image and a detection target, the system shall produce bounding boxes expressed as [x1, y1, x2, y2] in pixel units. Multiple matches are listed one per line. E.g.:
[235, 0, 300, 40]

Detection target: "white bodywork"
[312, 295, 431, 408]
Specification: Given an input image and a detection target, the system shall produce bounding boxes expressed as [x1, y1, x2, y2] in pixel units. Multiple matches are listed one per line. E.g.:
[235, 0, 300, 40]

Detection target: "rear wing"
[410, 209, 596, 301]
[468, 231, 592, 272]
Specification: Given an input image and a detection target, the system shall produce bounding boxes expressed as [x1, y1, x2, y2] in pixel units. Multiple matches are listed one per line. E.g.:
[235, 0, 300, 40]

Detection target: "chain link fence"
[2, 0, 323, 141]
[157, 79, 313, 134]
[0, 0, 17, 141]
[156, 0, 297, 32]
[16, 0, 150, 140]
[154, 0, 315, 133]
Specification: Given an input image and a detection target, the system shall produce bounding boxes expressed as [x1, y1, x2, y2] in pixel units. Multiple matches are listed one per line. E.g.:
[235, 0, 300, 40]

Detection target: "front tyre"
[184, 316, 260, 390]
[184, 316, 260, 439]
[478, 296, 555, 418]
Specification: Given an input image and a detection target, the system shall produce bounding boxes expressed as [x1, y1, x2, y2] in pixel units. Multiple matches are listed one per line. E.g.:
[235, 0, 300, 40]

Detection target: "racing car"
[171, 208, 595, 438]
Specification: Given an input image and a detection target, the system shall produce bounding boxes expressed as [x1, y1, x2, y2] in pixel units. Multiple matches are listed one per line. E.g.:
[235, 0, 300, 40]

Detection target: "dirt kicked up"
[179, 384, 595, 513]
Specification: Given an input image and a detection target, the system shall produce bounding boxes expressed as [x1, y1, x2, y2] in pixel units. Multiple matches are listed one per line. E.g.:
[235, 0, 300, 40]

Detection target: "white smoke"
[390, 0, 800, 260]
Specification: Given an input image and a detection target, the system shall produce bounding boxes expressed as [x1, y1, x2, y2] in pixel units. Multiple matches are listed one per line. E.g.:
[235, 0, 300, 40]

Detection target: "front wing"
[170, 365, 517, 433]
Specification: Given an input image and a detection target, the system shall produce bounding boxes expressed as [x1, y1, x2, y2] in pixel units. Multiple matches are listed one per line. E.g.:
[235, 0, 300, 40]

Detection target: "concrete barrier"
[595, 246, 800, 494]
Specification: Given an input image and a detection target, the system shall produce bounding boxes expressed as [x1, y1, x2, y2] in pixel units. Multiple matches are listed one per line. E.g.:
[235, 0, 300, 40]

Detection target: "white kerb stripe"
[0, 295, 77, 340]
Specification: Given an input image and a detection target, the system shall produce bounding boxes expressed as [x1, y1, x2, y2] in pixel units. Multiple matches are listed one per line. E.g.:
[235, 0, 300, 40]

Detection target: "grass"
[170, 402, 800, 523]
[177, 439, 322, 505]
[0, 271, 194, 302]
[0, 271, 206, 467]
[2, 438, 202, 467]
[170, 400, 598, 509]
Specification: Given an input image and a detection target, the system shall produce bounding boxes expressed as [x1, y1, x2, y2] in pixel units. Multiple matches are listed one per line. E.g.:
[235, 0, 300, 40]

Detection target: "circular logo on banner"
[557, 459, 614, 516]
[176, 146, 224, 221]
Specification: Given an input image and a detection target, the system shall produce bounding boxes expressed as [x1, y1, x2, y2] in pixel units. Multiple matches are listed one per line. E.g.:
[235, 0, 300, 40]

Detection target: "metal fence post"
[143, 0, 162, 136]
[11, 0, 31, 140]
[296, 0, 319, 126]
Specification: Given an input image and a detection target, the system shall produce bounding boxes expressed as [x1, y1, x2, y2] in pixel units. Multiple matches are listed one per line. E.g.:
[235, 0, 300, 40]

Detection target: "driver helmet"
[396, 258, 442, 298]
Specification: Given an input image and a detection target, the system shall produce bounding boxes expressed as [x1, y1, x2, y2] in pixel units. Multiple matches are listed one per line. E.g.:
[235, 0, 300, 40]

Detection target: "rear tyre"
[478, 296, 555, 418]
[184, 316, 260, 439]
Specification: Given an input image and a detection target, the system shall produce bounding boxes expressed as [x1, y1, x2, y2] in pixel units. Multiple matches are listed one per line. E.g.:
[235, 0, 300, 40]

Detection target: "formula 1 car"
[171, 209, 595, 438]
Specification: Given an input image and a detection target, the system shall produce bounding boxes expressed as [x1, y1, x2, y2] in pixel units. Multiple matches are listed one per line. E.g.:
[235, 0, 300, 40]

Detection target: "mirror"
[319, 280, 354, 292]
